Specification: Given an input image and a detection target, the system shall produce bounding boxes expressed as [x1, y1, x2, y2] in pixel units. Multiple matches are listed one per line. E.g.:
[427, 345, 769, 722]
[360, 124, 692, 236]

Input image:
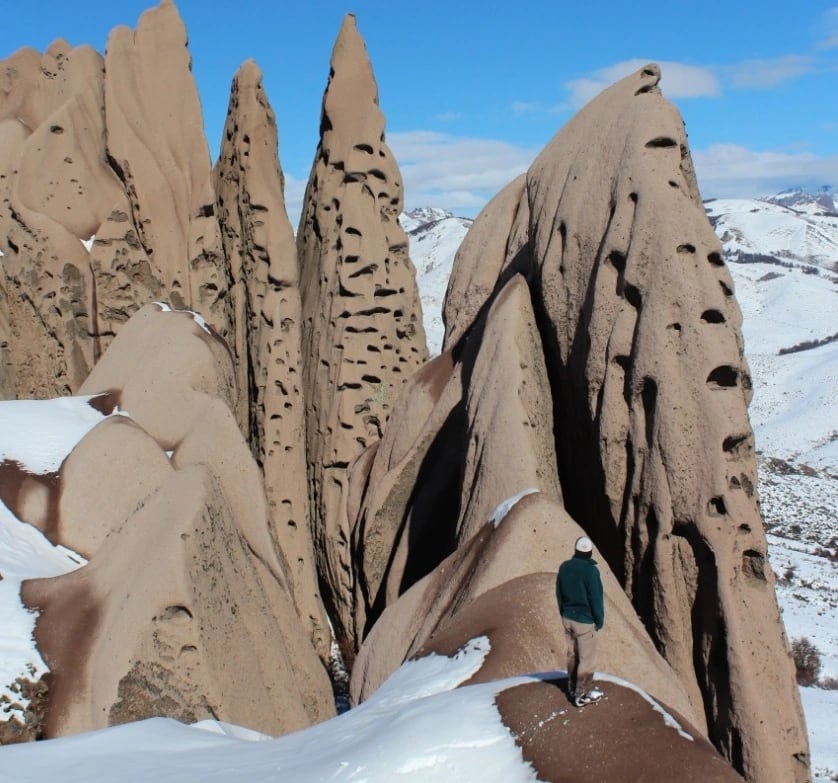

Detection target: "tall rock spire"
[214, 60, 328, 659]
[297, 14, 428, 650]
[433, 63, 809, 783]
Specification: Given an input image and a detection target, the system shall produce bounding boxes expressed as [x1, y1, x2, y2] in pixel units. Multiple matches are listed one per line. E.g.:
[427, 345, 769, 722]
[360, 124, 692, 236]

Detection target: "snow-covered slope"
[0, 638, 543, 782]
[0, 398, 118, 728]
[404, 208, 473, 353]
[705, 196, 838, 270]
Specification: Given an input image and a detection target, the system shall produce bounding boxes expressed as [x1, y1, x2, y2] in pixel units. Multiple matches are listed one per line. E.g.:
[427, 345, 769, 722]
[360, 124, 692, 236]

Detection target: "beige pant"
[563, 617, 598, 695]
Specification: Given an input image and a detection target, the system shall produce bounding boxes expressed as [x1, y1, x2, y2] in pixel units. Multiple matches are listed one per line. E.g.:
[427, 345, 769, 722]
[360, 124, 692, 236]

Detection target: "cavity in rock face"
[296, 13, 428, 654]
[435, 63, 808, 783]
[214, 60, 328, 660]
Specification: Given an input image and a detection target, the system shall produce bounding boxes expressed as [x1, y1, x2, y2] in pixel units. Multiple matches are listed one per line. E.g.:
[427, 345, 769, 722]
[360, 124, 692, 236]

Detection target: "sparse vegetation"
[791, 637, 822, 686]
[0, 674, 50, 744]
[778, 332, 838, 356]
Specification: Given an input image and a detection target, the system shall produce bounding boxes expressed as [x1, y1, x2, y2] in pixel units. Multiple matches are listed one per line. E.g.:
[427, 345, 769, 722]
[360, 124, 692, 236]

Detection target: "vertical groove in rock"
[296, 14, 428, 651]
[214, 60, 328, 659]
[102, 1, 231, 336]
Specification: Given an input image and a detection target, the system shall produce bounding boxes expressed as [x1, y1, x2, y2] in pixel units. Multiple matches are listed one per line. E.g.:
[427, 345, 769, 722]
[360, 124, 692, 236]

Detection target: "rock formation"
[296, 13, 428, 654]
[19, 303, 334, 737]
[0, 5, 810, 780]
[428, 64, 805, 783]
[214, 61, 327, 659]
[0, 1, 230, 399]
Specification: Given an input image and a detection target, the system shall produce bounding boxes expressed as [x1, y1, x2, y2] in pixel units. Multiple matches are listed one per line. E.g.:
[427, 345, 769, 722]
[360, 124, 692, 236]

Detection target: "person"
[557, 535, 605, 707]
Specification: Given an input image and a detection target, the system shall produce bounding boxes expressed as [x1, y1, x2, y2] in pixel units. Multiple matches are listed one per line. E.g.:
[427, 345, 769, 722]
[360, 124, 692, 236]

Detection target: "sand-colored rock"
[58, 415, 174, 557]
[435, 63, 807, 783]
[297, 13, 428, 642]
[0, 4, 230, 399]
[77, 303, 288, 580]
[0, 41, 116, 395]
[0, 275, 14, 399]
[102, 1, 229, 334]
[441, 175, 529, 352]
[23, 465, 333, 738]
[214, 60, 327, 657]
[79, 303, 235, 443]
[347, 276, 561, 654]
[351, 493, 700, 727]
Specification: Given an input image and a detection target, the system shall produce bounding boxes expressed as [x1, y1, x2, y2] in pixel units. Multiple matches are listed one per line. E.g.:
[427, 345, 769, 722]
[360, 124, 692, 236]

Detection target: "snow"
[153, 301, 213, 335]
[0, 397, 113, 474]
[0, 637, 542, 783]
[0, 501, 86, 724]
[0, 396, 123, 723]
[800, 687, 838, 783]
[705, 197, 838, 268]
[81, 236, 95, 252]
[405, 208, 472, 355]
[490, 488, 539, 527]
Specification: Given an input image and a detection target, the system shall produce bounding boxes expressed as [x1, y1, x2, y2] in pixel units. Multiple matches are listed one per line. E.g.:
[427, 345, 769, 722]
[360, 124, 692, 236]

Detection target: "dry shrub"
[791, 637, 822, 686]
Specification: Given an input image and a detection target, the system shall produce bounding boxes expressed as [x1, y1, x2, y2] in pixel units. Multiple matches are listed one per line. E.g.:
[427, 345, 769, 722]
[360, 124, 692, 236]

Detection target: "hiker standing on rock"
[557, 536, 605, 707]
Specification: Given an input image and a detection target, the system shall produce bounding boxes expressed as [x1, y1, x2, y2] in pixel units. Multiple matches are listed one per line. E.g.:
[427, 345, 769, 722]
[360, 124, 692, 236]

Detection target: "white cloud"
[818, 7, 838, 48]
[510, 101, 564, 115]
[283, 173, 308, 231]
[726, 55, 815, 89]
[693, 143, 838, 199]
[388, 130, 538, 214]
[565, 59, 720, 108]
[434, 111, 462, 122]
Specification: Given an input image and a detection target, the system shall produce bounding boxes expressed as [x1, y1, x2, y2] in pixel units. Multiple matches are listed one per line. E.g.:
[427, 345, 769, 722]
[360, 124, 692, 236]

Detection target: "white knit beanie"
[575, 536, 593, 553]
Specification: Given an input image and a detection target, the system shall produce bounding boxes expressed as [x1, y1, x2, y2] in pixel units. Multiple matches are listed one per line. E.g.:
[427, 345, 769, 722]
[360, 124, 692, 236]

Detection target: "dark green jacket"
[557, 554, 604, 630]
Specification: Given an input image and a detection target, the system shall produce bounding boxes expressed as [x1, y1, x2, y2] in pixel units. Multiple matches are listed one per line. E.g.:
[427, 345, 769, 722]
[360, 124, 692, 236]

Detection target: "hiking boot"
[575, 688, 604, 707]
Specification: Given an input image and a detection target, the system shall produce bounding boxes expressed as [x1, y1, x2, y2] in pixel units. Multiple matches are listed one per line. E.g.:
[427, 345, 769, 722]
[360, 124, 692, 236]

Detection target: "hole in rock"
[708, 251, 724, 267]
[624, 283, 642, 309]
[645, 136, 677, 148]
[607, 250, 626, 272]
[707, 496, 727, 516]
[701, 309, 725, 323]
[742, 550, 767, 582]
[706, 365, 738, 389]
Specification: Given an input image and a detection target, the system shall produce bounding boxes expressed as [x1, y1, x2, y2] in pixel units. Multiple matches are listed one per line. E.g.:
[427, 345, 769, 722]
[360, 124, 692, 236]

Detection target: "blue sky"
[3, 1, 837, 221]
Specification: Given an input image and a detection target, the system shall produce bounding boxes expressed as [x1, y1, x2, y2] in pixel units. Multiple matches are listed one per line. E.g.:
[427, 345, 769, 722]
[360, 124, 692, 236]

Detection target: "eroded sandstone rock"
[19, 302, 334, 736]
[296, 13, 428, 647]
[432, 63, 808, 783]
[214, 60, 327, 658]
[23, 465, 332, 738]
[0, 3, 230, 399]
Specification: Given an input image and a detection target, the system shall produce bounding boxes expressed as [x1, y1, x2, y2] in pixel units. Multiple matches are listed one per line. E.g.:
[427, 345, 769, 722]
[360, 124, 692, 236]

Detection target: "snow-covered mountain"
[705, 195, 838, 271]
[765, 188, 838, 217]
[403, 208, 473, 352]
[406, 196, 838, 779]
